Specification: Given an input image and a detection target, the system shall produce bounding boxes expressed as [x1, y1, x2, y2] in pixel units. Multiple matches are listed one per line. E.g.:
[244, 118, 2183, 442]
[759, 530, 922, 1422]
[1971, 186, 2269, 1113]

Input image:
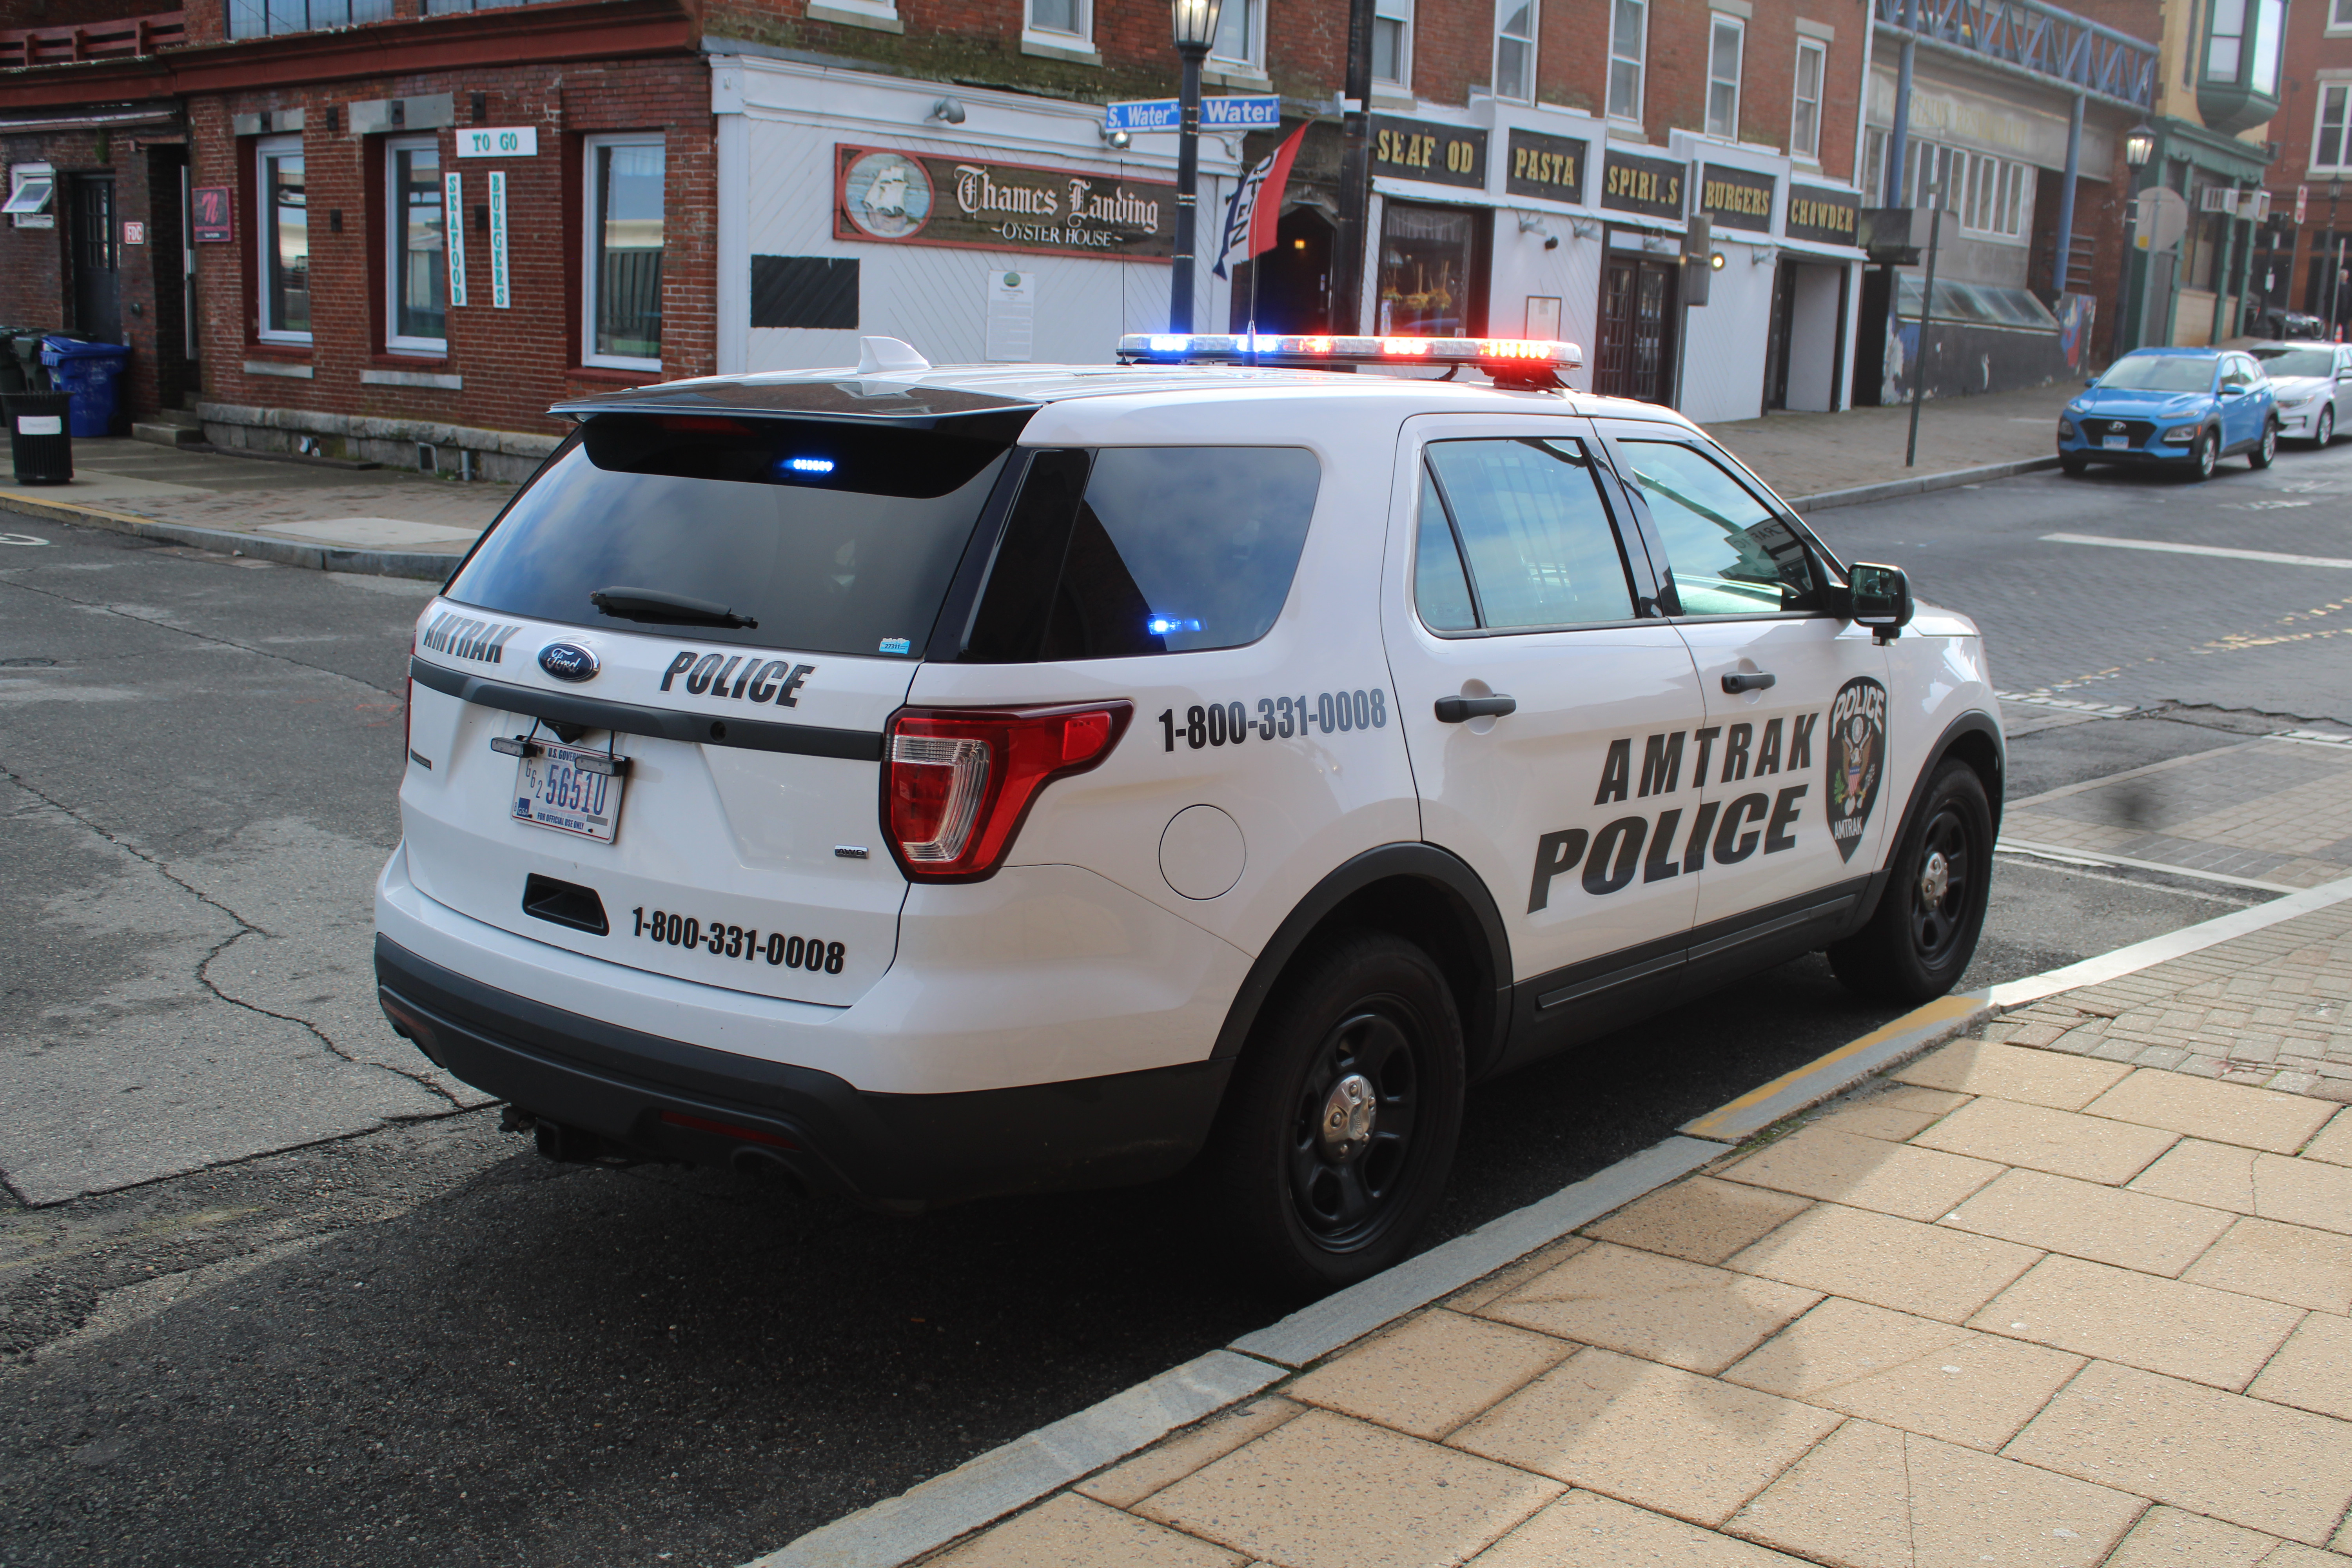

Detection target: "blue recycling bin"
[39, 336, 131, 438]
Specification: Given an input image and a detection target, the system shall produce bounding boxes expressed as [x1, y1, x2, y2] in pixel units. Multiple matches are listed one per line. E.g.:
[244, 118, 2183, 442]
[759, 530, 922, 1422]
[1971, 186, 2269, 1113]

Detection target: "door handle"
[1435, 694, 1517, 723]
[1721, 671, 1777, 693]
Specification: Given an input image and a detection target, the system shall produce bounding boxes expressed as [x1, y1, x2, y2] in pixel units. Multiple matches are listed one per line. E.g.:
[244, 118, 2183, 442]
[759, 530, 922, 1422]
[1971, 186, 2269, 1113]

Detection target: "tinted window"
[1413, 466, 1477, 632]
[1619, 439, 1823, 617]
[1421, 438, 1636, 630]
[445, 414, 1015, 657]
[964, 447, 1321, 661]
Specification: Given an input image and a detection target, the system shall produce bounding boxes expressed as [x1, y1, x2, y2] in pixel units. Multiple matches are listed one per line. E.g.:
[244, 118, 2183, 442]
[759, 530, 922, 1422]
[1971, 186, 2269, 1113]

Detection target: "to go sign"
[457, 126, 539, 159]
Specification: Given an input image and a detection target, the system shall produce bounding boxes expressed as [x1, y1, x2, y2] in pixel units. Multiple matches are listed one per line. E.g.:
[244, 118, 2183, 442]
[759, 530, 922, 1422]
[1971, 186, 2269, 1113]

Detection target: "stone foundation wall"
[196, 400, 565, 485]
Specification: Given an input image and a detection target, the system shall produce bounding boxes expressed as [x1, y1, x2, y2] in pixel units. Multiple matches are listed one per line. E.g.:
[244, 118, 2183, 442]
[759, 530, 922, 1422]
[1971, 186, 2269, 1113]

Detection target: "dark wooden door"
[1594, 256, 1676, 404]
[69, 175, 122, 344]
[1763, 261, 1798, 410]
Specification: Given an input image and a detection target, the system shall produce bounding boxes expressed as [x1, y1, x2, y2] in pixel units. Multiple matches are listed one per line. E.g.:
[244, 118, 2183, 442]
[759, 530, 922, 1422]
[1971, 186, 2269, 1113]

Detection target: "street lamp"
[2124, 122, 2156, 350]
[1167, 0, 1224, 332]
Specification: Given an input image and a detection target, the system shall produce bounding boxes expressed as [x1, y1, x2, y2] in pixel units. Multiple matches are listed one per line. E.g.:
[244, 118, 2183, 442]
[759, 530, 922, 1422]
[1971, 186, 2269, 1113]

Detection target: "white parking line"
[2043, 532, 2352, 569]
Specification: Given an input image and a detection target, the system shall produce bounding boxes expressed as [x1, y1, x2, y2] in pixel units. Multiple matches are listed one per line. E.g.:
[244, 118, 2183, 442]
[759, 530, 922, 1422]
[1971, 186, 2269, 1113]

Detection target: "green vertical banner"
[489, 169, 511, 309]
[445, 171, 468, 309]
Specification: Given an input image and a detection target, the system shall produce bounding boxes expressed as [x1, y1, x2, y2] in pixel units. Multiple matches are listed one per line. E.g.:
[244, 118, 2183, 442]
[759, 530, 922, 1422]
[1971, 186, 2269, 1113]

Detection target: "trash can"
[3, 332, 45, 393]
[38, 335, 130, 438]
[5, 390, 74, 484]
[0, 331, 24, 396]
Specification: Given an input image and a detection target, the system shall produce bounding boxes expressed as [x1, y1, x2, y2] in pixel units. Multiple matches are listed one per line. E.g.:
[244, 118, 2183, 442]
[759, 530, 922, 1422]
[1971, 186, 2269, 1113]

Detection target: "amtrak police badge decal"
[1826, 676, 1887, 863]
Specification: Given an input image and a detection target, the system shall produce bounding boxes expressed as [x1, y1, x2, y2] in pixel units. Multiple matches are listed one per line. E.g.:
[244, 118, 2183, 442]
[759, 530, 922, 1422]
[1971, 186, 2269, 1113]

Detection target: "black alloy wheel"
[1286, 1004, 1422, 1249]
[1828, 760, 1994, 1004]
[2250, 420, 2278, 468]
[1205, 930, 1465, 1291]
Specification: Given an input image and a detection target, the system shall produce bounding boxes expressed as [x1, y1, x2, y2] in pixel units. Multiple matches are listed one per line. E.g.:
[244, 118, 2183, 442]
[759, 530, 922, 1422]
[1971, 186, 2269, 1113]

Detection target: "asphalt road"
[0, 448, 2341, 1568]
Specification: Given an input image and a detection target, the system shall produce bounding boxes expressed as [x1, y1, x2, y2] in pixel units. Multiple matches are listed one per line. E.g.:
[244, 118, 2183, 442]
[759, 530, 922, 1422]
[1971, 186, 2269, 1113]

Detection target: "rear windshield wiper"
[590, 587, 760, 630]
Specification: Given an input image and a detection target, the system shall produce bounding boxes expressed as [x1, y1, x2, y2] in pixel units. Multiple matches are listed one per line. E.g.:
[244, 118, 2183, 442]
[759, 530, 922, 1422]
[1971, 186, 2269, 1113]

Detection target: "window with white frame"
[1791, 38, 1824, 160]
[1027, 0, 1088, 44]
[1863, 125, 1887, 202]
[4, 163, 56, 229]
[2333, 0, 2352, 32]
[1210, 0, 1261, 67]
[256, 134, 311, 343]
[385, 136, 447, 355]
[1706, 15, 1743, 139]
[1909, 141, 2032, 239]
[1607, 0, 1646, 121]
[1374, 0, 1412, 87]
[2315, 83, 2352, 170]
[583, 134, 664, 371]
[1494, 0, 1535, 102]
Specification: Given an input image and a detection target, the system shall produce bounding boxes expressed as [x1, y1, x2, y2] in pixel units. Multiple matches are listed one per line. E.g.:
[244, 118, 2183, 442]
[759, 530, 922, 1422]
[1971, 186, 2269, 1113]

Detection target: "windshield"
[2252, 347, 2336, 378]
[444, 413, 1020, 657]
[2096, 356, 2216, 393]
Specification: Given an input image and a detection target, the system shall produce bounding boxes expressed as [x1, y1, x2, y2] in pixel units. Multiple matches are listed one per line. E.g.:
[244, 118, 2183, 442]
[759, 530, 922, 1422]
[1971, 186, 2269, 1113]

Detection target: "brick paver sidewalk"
[1705, 381, 2075, 502]
[923, 902, 2352, 1568]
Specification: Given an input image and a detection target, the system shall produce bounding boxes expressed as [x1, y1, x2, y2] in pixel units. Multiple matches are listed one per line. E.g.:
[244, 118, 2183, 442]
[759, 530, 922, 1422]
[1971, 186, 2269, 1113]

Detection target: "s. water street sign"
[1104, 96, 1282, 133]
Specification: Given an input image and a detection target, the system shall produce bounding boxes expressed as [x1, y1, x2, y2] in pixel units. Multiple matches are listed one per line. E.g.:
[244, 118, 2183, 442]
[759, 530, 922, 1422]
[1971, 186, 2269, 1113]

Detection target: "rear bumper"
[376, 933, 1231, 1208]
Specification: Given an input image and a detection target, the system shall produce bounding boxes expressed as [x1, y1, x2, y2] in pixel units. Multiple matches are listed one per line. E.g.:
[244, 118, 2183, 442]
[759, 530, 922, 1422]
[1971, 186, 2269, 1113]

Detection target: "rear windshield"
[961, 446, 1322, 661]
[443, 414, 1018, 657]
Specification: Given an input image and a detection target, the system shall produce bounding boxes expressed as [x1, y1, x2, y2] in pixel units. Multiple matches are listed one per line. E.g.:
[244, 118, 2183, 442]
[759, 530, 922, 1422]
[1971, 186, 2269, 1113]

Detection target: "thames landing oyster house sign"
[834, 145, 1176, 261]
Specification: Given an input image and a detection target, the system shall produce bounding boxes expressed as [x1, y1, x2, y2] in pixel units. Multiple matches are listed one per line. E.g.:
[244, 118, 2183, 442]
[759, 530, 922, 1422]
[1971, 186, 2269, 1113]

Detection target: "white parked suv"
[376, 333, 2003, 1288]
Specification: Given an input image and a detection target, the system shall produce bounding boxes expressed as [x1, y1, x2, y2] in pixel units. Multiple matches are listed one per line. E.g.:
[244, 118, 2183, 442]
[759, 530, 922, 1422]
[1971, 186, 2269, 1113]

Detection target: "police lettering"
[661, 650, 815, 708]
[1526, 720, 1824, 911]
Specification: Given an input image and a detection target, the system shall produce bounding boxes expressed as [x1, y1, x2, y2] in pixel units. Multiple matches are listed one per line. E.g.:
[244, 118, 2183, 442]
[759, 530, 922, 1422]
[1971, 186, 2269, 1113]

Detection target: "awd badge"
[538, 642, 601, 682]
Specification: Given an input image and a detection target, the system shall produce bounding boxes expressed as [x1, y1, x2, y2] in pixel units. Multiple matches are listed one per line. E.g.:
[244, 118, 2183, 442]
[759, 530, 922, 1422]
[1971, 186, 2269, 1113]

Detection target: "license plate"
[2103, 435, 2129, 450]
[513, 740, 624, 843]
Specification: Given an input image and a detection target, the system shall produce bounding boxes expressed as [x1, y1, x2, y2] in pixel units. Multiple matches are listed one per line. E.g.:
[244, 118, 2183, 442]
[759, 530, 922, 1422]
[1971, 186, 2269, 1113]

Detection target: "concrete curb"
[747, 1349, 1287, 1568]
[1787, 454, 2060, 513]
[739, 871, 2352, 1568]
[0, 491, 461, 581]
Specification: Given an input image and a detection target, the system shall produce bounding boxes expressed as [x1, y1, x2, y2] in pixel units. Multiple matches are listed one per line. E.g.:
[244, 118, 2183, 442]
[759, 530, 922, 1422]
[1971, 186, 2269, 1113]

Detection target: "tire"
[1202, 930, 1465, 1292]
[2316, 406, 2335, 447]
[1828, 760, 1994, 1005]
[2250, 419, 2278, 469]
[2059, 454, 2089, 477]
[2189, 430, 2218, 481]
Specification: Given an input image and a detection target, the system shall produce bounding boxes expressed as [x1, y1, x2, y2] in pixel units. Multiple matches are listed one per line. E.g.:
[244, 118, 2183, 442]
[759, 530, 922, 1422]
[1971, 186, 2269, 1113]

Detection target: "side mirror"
[2085, 377, 2098, 387]
[1847, 562, 1913, 643]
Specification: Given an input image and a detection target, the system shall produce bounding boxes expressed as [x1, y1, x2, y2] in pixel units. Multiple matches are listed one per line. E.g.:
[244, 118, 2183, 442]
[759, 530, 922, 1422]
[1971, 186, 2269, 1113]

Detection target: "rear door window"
[444, 412, 1020, 658]
[962, 446, 1321, 661]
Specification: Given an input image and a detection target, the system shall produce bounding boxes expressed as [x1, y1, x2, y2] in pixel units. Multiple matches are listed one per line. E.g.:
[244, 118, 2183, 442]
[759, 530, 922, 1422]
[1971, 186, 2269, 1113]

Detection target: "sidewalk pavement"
[0, 382, 2079, 577]
[1705, 381, 2075, 503]
[916, 897, 2352, 1568]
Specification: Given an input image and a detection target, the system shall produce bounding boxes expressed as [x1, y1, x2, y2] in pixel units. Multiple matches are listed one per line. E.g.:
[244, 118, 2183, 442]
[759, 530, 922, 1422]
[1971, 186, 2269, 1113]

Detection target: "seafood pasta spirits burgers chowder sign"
[834, 146, 1176, 260]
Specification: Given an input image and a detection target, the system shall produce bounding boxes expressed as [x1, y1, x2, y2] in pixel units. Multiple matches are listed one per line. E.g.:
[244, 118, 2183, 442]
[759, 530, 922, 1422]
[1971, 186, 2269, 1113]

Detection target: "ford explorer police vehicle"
[376, 332, 2002, 1289]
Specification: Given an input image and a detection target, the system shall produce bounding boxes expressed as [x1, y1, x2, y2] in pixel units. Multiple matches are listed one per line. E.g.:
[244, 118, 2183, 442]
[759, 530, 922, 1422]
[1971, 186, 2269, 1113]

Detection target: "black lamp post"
[1168, 0, 1224, 332]
[2123, 122, 2155, 349]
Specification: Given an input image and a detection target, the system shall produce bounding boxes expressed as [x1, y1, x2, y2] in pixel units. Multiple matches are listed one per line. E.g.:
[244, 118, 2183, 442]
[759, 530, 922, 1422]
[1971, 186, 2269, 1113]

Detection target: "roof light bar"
[1116, 332, 1583, 389]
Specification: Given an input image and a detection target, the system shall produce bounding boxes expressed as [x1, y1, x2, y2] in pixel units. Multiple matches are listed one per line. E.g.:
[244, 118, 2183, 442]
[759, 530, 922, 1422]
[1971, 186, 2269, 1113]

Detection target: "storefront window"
[584, 135, 664, 369]
[257, 136, 310, 342]
[388, 139, 446, 353]
[1378, 202, 1476, 338]
[1608, 0, 1645, 120]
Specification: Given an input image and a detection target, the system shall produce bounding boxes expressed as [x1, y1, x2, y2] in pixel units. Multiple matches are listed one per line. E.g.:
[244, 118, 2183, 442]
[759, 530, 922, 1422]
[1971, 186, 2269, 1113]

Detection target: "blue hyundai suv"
[2058, 347, 2278, 480]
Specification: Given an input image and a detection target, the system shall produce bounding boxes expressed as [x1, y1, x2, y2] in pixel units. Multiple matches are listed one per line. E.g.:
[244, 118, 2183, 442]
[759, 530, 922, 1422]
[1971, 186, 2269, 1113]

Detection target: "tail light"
[403, 623, 417, 760]
[883, 702, 1132, 880]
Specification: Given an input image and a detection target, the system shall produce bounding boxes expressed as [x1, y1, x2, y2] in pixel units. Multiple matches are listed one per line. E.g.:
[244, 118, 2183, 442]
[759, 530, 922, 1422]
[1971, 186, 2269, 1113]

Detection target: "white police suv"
[376, 332, 2002, 1288]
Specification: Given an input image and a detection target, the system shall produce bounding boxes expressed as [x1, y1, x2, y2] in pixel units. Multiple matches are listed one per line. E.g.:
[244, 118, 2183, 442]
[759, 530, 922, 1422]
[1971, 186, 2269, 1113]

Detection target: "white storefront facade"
[712, 51, 1241, 373]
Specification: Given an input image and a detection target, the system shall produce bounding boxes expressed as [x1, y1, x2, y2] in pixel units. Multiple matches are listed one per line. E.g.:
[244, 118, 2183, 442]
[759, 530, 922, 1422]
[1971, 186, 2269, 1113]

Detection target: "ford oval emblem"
[538, 642, 600, 682]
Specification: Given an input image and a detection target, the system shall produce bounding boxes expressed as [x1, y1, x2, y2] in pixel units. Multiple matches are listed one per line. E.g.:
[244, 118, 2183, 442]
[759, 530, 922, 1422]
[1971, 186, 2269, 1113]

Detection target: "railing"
[0, 9, 186, 67]
[1875, 0, 2158, 109]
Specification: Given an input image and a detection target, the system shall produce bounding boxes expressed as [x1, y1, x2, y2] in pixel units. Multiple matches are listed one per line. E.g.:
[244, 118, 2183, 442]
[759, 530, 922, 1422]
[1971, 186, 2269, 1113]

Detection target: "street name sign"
[1104, 96, 1281, 133]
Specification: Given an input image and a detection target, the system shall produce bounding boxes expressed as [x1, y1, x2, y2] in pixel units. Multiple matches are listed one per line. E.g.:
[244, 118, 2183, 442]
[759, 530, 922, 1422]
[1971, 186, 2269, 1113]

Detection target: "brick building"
[2, 0, 2152, 446]
[2249, 0, 2352, 336]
